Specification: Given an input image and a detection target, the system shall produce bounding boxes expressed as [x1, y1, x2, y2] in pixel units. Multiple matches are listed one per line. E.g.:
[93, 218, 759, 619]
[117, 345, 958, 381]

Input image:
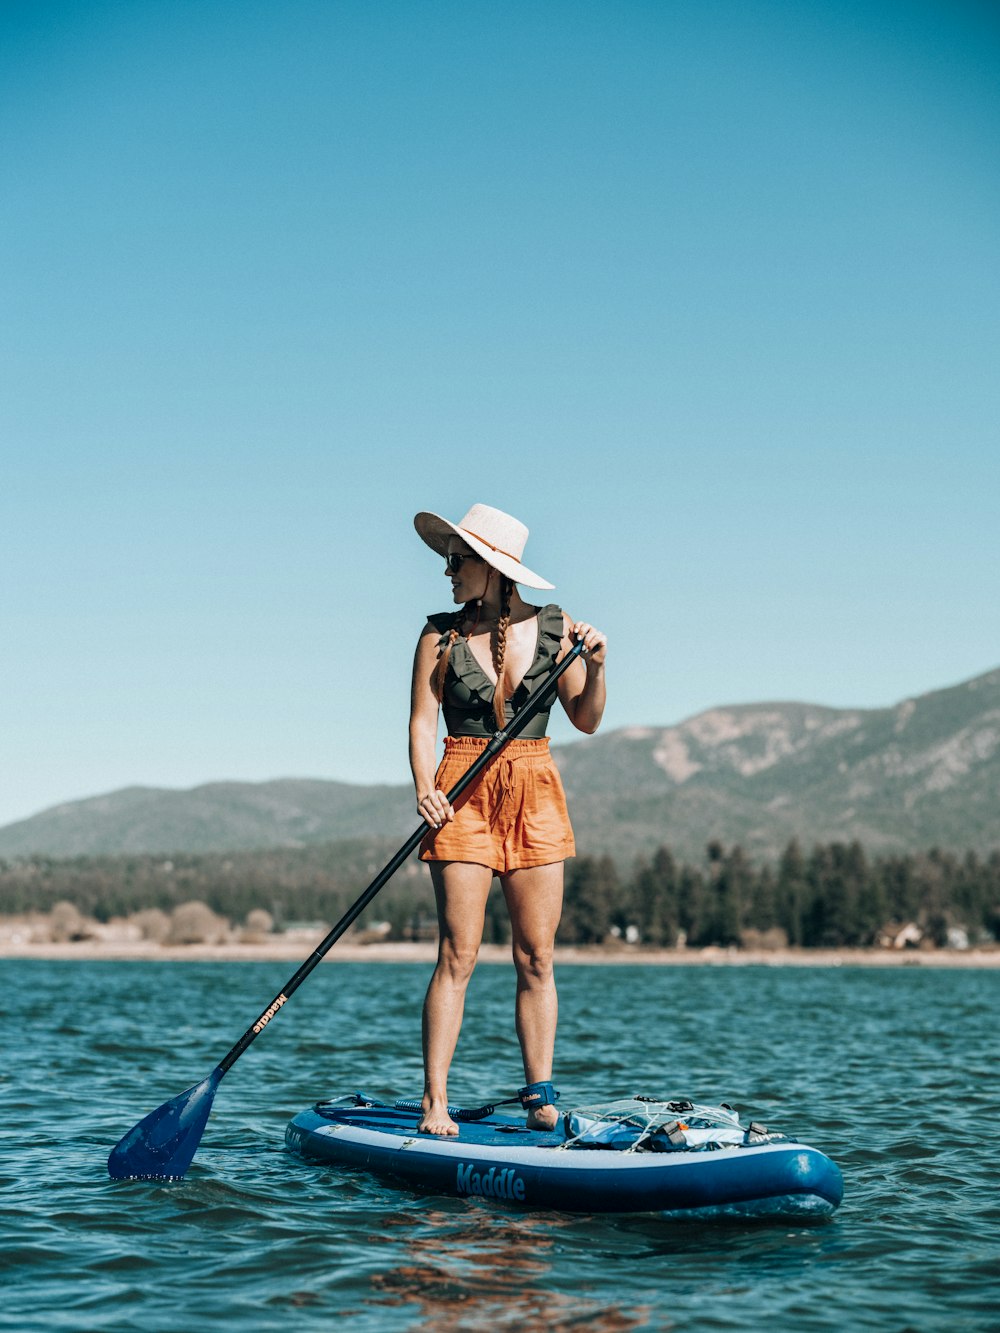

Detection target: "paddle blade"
[108, 1066, 224, 1180]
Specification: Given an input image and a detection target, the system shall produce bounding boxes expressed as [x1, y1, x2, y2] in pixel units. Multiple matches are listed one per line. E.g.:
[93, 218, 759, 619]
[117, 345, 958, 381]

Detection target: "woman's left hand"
[570, 622, 607, 668]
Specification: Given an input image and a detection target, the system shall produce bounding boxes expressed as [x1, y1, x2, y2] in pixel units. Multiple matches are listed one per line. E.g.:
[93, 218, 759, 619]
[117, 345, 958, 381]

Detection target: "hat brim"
[413, 511, 555, 590]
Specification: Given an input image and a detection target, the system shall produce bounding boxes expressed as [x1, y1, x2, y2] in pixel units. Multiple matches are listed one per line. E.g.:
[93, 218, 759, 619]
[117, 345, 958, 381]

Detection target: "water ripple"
[2, 959, 998, 1331]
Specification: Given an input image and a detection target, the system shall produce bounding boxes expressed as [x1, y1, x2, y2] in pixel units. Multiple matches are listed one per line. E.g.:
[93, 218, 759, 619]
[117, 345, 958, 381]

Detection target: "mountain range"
[2, 666, 997, 864]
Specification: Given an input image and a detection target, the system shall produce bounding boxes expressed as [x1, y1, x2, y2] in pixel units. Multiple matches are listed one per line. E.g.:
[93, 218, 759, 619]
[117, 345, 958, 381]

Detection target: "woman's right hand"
[417, 789, 455, 829]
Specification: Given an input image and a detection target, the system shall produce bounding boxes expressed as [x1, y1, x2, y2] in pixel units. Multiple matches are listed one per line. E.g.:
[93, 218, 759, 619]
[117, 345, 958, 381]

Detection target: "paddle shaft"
[217, 639, 586, 1075]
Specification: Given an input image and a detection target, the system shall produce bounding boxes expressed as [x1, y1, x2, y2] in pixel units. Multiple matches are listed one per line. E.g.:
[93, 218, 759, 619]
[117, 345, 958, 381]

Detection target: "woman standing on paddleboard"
[410, 504, 607, 1136]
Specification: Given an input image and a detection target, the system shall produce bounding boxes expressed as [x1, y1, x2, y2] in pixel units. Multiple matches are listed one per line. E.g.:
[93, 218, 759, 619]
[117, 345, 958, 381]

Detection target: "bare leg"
[501, 862, 564, 1130]
[419, 860, 493, 1135]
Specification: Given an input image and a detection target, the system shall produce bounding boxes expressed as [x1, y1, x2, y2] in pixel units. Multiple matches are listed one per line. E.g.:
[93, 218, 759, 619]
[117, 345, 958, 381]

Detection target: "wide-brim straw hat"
[413, 503, 555, 590]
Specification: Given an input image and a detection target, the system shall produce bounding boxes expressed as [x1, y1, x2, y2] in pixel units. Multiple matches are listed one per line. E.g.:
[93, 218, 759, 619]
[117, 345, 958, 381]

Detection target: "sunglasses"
[446, 551, 484, 574]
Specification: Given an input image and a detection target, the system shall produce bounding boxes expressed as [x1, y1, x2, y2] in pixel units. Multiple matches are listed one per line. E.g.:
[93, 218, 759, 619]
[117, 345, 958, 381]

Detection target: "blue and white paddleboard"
[285, 1094, 843, 1220]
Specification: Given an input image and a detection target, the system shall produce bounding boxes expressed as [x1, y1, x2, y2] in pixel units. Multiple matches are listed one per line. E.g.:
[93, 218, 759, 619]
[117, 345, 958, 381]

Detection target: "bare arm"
[556, 615, 608, 734]
[409, 623, 454, 828]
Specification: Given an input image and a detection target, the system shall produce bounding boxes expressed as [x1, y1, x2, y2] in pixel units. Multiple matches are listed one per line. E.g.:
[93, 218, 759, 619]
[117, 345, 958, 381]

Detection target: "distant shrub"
[131, 908, 170, 942]
[48, 900, 93, 943]
[240, 908, 274, 944]
[740, 927, 790, 952]
[166, 900, 228, 946]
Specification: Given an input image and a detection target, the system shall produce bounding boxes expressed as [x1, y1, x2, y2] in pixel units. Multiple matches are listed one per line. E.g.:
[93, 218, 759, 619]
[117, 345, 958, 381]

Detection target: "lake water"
[2, 958, 998, 1331]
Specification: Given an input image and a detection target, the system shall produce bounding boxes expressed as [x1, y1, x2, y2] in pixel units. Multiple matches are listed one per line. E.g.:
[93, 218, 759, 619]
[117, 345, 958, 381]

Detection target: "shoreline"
[1, 936, 998, 967]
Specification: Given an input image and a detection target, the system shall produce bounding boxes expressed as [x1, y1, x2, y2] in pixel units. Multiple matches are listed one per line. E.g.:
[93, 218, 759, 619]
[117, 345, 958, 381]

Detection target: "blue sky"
[2, 0, 998, 828]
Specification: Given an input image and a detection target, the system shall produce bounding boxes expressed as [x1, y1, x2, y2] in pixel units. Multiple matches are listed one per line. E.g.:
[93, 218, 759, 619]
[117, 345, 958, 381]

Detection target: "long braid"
[492, 577, 513, 731]
[430, 607, 466, 702]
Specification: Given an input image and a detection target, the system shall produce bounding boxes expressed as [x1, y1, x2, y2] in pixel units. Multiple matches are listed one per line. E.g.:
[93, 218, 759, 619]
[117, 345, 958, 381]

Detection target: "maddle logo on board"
[456, 1162, 527, 1202]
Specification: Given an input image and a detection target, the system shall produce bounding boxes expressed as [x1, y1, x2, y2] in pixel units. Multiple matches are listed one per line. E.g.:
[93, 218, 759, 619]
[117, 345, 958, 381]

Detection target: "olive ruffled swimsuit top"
[428, 603, 564, 739]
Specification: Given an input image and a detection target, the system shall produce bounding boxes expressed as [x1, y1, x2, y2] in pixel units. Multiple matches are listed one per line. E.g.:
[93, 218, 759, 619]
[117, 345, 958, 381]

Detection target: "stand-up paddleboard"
[286, 1093, 843, 1220]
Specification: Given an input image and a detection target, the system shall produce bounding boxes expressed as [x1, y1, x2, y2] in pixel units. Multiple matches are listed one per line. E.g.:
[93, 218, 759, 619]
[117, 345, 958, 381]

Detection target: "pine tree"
[776, 840, 808, 945]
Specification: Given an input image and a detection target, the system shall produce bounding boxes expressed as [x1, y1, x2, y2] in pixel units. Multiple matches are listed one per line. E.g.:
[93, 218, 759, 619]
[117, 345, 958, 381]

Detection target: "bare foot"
[418, 1100, 459, 1136]
[526, 1103, 560, 1131]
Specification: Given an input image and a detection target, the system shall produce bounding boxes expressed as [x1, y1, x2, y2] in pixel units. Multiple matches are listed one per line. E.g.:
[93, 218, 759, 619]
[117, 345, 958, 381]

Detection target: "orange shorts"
[420, 736, 576, 873]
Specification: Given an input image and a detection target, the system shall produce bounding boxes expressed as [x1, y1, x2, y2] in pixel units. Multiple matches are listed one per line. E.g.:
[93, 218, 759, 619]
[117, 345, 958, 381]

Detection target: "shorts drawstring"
[489, 755, 519, 830]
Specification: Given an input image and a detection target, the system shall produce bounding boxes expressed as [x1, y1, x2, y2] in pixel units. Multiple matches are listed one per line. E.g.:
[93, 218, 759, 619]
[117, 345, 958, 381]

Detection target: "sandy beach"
[2, 918, 997, 967]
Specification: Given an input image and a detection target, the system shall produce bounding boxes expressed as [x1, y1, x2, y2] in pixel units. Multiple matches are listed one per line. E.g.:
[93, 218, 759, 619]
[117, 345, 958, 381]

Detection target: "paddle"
[108, 638, 587, 1180]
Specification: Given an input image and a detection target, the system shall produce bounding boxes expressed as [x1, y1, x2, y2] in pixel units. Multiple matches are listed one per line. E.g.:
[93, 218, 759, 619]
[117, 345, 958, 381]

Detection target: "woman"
[410, 503, 607, 1136]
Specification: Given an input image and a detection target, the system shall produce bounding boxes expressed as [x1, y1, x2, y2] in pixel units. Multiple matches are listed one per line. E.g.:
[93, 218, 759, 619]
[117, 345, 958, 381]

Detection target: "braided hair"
[430, 606, 466, 704]
[491, 576, 514, 731]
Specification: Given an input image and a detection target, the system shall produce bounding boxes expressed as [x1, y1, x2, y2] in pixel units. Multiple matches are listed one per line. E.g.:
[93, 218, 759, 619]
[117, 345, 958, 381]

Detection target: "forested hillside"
[3, 840, 996, 950]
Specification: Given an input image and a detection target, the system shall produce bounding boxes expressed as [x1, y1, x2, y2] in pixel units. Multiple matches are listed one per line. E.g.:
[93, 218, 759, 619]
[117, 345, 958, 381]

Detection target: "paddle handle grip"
[218, 639, 586, 1073]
